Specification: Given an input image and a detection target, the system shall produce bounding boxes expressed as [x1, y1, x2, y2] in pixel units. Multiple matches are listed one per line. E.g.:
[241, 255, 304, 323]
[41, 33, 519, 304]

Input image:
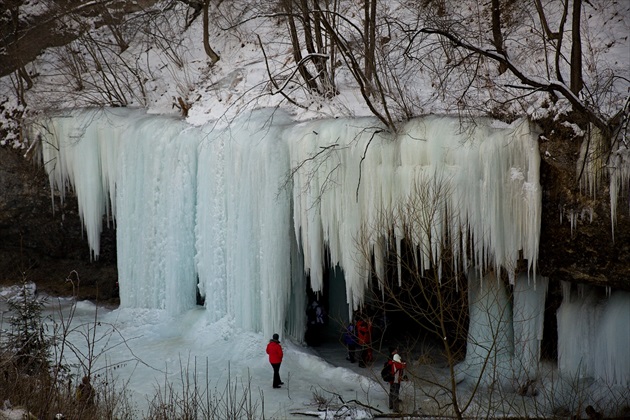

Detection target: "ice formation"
[578, 126, 630, 239]
[36, 108, 542, 342]
[609, 146, 630, 240]
[513, 273, 548, 382]
[459, 270, 514, 388]
[557, 282, 630, 386]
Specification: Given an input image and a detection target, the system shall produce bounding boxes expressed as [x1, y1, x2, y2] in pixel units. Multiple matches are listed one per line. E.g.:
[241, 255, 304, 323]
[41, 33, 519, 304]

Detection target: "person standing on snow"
[266, 333, 284, 388]
[306, 300, 325, 346]
[343, 320, 358, 363]
[387, 347, 407, 412]
[356, 316, 372, 367]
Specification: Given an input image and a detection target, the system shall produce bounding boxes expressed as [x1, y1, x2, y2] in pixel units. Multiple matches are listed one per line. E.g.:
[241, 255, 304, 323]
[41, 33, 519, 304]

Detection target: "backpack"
[381, 360, 394, 382]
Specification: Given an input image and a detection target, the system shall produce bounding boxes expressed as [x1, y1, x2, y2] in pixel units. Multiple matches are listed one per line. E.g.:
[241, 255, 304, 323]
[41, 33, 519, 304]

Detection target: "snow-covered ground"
[2, 285, 628, 419]
[1, 286, 391, 419]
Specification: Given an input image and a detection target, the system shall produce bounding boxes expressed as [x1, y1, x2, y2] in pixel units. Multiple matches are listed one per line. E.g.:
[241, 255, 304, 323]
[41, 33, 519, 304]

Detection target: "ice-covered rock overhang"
[35, 108, 542, 338]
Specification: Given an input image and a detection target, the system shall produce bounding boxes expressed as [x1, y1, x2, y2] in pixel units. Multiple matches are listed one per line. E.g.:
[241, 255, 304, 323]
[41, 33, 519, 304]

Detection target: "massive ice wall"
[35, 109, 542, 340]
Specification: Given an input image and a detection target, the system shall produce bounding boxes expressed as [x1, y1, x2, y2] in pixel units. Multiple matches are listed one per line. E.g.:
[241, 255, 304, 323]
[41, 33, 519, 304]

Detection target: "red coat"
[266, 340, 283, 364]
[390, 356, 406, 383]
[356, 320, 370, 345]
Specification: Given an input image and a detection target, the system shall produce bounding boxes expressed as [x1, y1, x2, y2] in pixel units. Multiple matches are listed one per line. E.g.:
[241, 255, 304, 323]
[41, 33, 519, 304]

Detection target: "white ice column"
[593, 291, 630, 386]
[557, 282, 599, 379]
[512, 273, 548, 382]
[116, 115, 200, 314]
[196, 128, 228, 322]
[460, 269, 514, 387]
[196, 110, 294, 338]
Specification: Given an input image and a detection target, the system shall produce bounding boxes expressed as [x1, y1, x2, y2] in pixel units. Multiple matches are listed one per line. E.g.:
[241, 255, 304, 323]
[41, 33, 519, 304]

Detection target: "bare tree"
[363, 0, 377, 83]
[490, 0, 507, 75]
[355, 176, 470, 418]
[355, 175, 536, 418]
[415, 0, 625, 146]
[275, 0, 337, 97]
[569, 0, 583, 96]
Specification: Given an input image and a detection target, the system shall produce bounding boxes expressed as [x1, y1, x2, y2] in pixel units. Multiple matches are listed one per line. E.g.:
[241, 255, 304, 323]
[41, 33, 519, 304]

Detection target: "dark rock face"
[535, 129, 630, 360]
[0, 146, 118, 303]
[537, 128, 630, 292]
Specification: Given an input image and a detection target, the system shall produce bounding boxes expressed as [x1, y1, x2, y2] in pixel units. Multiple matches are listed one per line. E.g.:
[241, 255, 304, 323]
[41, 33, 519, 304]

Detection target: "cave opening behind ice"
[303, 239, 562, 385]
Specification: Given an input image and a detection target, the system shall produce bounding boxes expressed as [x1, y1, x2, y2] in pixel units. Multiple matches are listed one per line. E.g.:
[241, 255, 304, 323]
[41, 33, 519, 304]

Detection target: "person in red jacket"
[266, 333, 284, 388]
[356, 316, 372, 367]
[388, 347, 407, 412]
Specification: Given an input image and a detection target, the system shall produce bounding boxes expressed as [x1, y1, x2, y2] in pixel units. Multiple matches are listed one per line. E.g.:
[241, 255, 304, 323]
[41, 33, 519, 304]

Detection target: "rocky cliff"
[537, 122, 630, 293]
[0, 146, 118, 303]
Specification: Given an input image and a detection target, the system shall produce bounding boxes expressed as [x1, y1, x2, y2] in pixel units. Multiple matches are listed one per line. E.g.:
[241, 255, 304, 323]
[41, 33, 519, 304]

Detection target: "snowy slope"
[1, 0, 628, 138]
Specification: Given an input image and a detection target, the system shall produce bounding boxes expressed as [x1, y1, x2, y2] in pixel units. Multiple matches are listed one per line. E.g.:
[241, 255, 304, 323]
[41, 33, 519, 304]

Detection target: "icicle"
[609, 147, 630, 240]
[577, 126, 604, 199]
[569, 210, 577, 237]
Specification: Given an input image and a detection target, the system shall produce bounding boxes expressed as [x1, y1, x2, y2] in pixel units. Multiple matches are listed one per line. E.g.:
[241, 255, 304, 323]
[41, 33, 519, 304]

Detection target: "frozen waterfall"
[35, 108, 542, 342]
[557, 283, 630, 386]
[458, 270, 549, 389]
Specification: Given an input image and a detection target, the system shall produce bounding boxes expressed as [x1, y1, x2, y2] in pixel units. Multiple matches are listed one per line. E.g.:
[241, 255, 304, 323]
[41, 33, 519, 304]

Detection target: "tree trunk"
[491, 0, 507, 74]
[570, 0, 583, 95]
[203, 0, 220, 65]
[283, 0, 319, 92]
[364, 0, 377, 85]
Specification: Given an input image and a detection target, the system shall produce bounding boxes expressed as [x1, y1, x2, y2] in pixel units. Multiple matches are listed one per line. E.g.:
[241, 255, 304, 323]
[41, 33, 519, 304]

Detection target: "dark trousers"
[347, 344, 356, 362]
[389, 382, 401, 411]
[358, 346, 371, 367]
[271, 362, 282, 387]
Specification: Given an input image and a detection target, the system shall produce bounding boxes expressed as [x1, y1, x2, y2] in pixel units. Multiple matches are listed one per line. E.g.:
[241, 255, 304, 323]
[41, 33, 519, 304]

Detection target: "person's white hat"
[393, 354, 402, 363]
